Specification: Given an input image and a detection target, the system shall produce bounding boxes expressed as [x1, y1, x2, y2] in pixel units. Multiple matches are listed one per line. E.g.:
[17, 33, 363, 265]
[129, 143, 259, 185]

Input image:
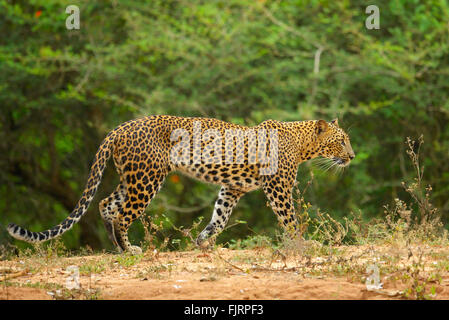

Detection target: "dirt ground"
[1, 245, 449, 300]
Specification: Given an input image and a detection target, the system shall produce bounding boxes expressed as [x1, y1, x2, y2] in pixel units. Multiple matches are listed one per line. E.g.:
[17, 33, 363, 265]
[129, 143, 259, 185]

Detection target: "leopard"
[8, 115, 355, 254]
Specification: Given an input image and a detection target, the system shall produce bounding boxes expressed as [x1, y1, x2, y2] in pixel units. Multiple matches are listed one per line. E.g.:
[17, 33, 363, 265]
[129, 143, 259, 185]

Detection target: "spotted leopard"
[8, 115, 355, 254]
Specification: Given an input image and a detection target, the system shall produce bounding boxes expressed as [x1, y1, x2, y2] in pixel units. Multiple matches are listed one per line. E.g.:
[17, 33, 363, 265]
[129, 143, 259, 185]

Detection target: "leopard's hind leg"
[99, 183, 126, 251]
[114, 166, 168, 254]
[109, 125, 170, 254]
[99, 147, 129, 252]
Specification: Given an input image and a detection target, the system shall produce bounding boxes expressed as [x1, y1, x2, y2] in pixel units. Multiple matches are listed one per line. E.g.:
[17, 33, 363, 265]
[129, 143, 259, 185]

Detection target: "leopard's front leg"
[261, 172, 300, 240]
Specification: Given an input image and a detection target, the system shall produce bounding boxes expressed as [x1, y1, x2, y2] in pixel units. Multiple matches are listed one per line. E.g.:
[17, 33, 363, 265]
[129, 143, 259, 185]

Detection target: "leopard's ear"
[316, 119, 329, 136]
[330, 118, 339, 127]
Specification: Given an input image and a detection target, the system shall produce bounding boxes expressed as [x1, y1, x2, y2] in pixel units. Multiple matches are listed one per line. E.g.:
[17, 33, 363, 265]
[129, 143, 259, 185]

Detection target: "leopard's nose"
[349, 153, 355, 160]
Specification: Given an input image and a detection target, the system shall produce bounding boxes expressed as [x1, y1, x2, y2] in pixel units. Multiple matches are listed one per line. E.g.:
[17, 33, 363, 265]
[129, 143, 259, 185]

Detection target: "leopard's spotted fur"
[8, 115, 355, 254]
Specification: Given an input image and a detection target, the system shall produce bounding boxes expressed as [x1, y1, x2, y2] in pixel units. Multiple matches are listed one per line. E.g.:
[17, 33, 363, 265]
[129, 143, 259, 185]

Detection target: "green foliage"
[1, 0, 448, 250]
[115, 253, 144, 268]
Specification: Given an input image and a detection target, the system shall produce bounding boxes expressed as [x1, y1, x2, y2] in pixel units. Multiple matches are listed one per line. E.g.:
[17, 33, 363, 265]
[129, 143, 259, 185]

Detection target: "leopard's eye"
[341, 141, 345, 146]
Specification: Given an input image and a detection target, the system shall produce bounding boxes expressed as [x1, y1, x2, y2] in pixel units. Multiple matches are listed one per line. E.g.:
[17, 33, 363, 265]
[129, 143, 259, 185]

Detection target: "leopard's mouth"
[333, 157, 350, 167]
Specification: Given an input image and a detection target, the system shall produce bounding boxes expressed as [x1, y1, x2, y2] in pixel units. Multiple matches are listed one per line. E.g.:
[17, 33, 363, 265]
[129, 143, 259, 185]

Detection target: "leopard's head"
[315, 119, 355, 167]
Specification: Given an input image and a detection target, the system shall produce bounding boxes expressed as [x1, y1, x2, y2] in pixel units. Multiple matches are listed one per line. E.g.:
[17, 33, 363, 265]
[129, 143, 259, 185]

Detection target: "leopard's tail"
[7, 130, 117, 244]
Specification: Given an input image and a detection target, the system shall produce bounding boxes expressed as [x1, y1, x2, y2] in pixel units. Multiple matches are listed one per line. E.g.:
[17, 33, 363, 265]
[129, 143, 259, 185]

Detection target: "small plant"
[401, 249, 436, 300]
[32, 238, 70, 260]
[379, 136, 446, 245]
[79, 262, 106, 275]
[227, 234, 273, 250]
[402, 136, 445, 241]
[308, 210, 349, 246]
[115, 253, 143, 268]
[169, 215, 205, 250]
[139, 213, 170, 252]
[287, 171, 349, 250]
